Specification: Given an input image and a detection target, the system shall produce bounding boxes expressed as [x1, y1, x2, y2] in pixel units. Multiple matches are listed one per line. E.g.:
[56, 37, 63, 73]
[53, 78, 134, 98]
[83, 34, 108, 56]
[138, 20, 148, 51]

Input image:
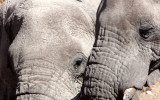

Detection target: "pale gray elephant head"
[0, 0, 101, 99]
[82, 0, 160, 99]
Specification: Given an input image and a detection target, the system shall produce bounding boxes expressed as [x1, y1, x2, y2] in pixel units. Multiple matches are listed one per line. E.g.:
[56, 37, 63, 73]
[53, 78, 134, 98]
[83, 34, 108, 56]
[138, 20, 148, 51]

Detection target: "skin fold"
[0, 0, 100, 100]
[82, 0, 160, 100]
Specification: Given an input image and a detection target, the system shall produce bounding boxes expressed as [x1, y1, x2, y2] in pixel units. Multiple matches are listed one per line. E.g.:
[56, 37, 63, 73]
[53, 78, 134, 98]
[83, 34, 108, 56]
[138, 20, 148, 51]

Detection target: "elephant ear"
[5, 3, 23, 44]
[96, 0, 106, 16]
[147, 69, 160, 86]
[0, 3, 3, 42]
[5, 14, 17, 43]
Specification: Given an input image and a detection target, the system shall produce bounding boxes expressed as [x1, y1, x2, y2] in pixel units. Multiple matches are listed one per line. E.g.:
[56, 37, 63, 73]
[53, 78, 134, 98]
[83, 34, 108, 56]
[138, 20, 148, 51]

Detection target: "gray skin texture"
[82, 0, 160, 100]
[0, 0, 101, 100]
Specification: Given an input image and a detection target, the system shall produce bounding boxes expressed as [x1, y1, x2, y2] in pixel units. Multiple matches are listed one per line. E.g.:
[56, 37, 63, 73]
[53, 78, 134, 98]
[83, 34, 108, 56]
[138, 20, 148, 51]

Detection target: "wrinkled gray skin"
[82, 0, 160, 100]
[0, 0, 100, 100]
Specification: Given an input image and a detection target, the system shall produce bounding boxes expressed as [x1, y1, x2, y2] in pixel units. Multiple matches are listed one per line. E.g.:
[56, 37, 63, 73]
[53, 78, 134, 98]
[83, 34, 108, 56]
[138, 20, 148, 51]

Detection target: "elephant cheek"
[120, 59, 149, 91]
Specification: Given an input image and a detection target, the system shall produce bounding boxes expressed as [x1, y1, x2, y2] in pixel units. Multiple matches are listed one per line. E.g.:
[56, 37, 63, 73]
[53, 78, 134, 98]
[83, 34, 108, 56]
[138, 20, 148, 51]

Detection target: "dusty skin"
[0, 0, 160, 100]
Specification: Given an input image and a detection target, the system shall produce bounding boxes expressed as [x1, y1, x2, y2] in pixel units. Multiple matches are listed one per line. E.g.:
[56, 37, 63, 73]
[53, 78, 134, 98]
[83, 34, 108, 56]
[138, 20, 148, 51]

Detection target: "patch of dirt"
[139, 78, 160, 100]
[0, 0, 4, 5]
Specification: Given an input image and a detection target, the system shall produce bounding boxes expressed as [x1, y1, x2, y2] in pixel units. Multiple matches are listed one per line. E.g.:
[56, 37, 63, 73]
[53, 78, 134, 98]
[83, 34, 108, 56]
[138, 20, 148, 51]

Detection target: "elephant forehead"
[9, 0, 94, 61]
[128, 0, 160, 25]
[99, 0, 160, 30]
[19, 5, 94, 56]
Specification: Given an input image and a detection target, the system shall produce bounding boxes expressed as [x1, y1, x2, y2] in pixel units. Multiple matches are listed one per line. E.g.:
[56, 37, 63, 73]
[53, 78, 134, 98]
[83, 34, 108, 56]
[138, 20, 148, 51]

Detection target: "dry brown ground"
[0, 0, 4, 5]
[139, 78, 160, 100]
[0, 0, 160, 99]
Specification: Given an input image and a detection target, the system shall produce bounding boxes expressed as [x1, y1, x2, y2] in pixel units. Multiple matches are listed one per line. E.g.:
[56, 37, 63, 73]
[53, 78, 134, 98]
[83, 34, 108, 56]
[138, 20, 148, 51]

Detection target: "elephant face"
[82, 0, 160, 99]
[0, 0, 97, 99]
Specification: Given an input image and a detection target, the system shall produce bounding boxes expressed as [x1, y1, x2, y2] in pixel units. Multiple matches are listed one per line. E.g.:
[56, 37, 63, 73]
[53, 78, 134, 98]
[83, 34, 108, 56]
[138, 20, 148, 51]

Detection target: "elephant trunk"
[82, 26, 132, 99]
[82, 54, 120, 99]
[15, 60, 58, 100]
[83, 66, 119, 99]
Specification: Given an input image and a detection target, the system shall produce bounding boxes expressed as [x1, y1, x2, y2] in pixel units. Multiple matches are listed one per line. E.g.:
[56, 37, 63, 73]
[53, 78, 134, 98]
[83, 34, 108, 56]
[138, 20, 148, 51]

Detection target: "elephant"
[81, 0, 160, 99]
[0, 0, 101, 99]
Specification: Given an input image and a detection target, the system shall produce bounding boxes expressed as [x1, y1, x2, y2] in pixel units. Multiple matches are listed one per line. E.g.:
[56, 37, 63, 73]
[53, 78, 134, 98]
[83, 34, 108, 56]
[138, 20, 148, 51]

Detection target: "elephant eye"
[74, 59, 83, 69]
[139, 27, 154, 39]
[70, 53, 87, 79]
[73, 56, 86, 73]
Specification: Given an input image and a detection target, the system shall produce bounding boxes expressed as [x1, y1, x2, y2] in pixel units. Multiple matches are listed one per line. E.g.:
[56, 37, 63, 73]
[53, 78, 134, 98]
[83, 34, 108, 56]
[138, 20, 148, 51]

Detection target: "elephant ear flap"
[5, 13, 23, 44]
[147, 69, 160, 87]
[96, 0, 106, 16]
[0, 8, 3, 42]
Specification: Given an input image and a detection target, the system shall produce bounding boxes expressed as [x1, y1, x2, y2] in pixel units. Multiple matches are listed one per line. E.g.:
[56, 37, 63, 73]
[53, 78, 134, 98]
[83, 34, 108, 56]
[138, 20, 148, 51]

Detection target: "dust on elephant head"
[82, 0, 160, 100]
[0, 0, 101, 99]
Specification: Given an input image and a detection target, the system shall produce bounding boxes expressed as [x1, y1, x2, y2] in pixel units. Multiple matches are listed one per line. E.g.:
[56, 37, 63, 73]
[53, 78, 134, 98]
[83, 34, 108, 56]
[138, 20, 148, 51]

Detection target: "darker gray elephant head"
[0, 0, 102, 99]
[82, 0, 160, 99]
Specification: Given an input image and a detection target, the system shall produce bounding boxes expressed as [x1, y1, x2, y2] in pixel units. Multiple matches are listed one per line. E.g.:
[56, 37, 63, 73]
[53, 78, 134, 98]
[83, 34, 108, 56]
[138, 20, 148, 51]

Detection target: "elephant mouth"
[71, 92, 81, 100]
[16, 92, 55, 99]
[16, 92, 41, 96]
[149, 59, 160, 74]
[123, 59, 160, 100]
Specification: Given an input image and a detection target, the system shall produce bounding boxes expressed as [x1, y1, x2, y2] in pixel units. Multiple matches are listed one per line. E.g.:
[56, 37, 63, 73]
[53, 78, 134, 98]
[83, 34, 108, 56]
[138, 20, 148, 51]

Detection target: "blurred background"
[0, 0, 4, 5]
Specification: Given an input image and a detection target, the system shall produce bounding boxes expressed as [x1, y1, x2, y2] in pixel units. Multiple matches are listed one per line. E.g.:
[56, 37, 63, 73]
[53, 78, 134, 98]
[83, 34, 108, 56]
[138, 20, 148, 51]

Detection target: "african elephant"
[81, 0, 160, 99]
[0, 0, 100, 99]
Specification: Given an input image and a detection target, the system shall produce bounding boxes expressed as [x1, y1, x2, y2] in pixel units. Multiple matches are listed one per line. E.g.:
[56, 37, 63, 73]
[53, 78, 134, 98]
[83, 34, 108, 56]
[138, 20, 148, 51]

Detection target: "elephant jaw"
[123, 88, 136, 100]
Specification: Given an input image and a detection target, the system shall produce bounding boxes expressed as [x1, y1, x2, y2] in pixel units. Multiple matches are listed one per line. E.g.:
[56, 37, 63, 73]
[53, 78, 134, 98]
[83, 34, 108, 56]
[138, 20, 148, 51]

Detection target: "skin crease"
[82, 0, 160, 100]
[0, 0, 101, 100]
